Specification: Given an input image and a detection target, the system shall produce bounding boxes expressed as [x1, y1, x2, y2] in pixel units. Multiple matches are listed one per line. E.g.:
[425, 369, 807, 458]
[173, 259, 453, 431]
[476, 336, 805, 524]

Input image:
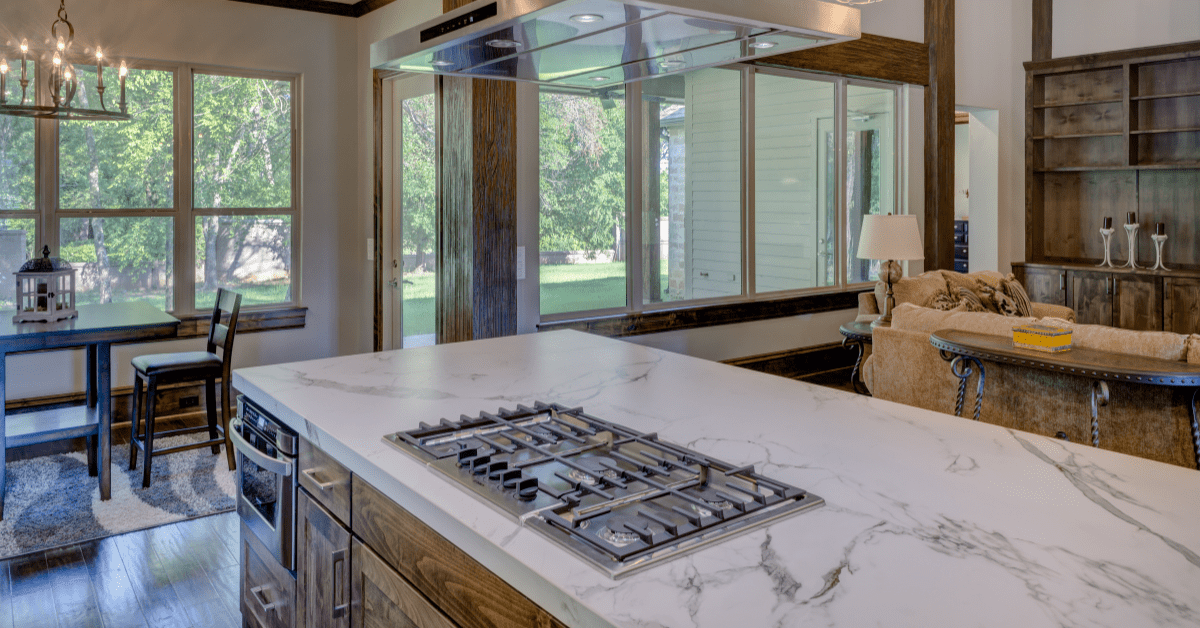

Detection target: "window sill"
[176, 305, 307, 339]
[536, 291, 867, 338]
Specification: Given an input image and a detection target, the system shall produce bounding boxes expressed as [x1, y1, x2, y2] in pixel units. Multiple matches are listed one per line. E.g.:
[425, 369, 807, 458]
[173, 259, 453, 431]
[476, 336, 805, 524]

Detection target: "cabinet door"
[1068, 270, 1114, 326]
[298, 490, 352, 628]
[1164, 277, 1200, 334]
[1114, 275, 1163, 331]
[1020, 267, 1067, 306]
[351, 539, 457, 628]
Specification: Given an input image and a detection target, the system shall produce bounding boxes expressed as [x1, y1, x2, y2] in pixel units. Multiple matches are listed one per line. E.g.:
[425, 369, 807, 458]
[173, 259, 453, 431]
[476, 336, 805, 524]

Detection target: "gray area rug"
[0, 433, 236, 560]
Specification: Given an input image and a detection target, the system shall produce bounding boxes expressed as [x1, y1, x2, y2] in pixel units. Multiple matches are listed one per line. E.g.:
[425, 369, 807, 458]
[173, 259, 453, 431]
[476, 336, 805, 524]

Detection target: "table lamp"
[856, 213, 925, 327]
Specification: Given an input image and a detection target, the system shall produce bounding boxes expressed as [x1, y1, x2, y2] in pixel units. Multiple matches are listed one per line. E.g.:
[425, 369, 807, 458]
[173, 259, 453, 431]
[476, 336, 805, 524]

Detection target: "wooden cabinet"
[1164, 277, 1200, 335]
[1018, 266, 1067, 306]
[299, 438, 352, 526]
[1068, 270, 1114, 326]
[1025, 42, 1200, 270]
[1114, 274, 1162, 331]
[242, 521, 297, 628]
[351, 539, 457, 628]
[298, 490, 352, 628]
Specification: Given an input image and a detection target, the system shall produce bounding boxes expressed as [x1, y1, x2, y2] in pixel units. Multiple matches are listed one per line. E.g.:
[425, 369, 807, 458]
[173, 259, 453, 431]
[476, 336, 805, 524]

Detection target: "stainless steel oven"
[231, 396, 299, 572]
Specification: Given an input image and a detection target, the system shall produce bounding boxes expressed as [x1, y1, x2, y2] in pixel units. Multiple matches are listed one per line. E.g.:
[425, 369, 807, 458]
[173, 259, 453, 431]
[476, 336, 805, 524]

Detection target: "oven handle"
[229, 417, 293, 476]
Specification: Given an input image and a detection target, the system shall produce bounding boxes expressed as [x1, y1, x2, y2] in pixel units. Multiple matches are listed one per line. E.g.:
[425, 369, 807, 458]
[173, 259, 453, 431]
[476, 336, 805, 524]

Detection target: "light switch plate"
[516, 246, 526, 280]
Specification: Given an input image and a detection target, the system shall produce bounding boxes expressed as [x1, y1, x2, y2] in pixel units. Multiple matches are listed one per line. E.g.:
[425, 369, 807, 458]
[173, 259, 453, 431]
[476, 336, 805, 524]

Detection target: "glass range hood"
[371, 0, 861, 89]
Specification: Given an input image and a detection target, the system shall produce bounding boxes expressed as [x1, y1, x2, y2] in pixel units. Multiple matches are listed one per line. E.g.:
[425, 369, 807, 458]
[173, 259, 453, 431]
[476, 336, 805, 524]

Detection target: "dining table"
[0, 301, 180, 519]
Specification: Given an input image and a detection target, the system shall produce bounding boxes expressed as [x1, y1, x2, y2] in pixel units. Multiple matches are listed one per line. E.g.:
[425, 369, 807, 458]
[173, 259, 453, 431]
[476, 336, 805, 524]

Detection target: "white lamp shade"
[856, 214, 924, 261]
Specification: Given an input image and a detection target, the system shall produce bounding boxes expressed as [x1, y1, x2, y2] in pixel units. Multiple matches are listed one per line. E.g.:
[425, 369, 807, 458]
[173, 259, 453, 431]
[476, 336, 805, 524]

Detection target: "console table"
[930, 328, 1200, 469]
[0, 302, 180, 519]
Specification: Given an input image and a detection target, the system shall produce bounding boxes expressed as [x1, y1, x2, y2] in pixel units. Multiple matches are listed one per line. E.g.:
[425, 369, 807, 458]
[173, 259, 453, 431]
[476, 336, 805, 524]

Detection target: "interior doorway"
[954, 106, 1000, 272]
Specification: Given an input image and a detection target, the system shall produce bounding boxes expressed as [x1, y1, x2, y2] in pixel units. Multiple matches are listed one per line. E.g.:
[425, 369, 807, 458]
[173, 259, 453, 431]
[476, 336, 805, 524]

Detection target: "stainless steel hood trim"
[371, 0, 860, 85]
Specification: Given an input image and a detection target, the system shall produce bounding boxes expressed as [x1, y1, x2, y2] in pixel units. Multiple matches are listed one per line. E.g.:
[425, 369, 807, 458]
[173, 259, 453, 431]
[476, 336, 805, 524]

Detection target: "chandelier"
[0, 0, 130, 121]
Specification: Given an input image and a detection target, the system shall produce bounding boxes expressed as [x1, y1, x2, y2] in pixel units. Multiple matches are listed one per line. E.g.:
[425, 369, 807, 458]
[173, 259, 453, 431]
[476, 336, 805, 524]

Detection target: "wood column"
[1032, 0, 1052, 62]
[436, 0, 518, 343]
[924, 0, 955, 270]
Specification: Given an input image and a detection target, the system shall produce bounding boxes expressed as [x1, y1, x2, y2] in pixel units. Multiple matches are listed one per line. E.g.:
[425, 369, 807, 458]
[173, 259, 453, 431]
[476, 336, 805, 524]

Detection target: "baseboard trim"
[722, 342, 856, 380]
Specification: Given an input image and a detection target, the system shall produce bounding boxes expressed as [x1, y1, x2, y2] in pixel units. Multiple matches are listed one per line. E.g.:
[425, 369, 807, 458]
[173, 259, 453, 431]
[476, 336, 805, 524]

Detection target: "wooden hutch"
[1014, 40, 1200, 333]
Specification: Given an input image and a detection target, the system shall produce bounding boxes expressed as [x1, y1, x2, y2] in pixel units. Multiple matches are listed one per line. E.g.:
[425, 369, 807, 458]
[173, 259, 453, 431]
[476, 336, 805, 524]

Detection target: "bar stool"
[129, 289, 241, 488]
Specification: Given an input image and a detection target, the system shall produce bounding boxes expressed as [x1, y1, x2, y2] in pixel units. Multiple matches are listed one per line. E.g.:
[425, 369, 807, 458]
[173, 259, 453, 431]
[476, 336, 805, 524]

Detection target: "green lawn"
[401, 262, 664, 338]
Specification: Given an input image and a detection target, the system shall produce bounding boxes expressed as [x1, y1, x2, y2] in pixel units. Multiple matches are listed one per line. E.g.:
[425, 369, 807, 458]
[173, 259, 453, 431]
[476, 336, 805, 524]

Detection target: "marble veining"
[233, 330, 1200, 628]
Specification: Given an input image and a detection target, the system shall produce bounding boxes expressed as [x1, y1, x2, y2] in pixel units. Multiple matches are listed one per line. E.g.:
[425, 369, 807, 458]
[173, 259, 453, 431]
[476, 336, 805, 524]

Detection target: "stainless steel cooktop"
[384, 402, 823, 579]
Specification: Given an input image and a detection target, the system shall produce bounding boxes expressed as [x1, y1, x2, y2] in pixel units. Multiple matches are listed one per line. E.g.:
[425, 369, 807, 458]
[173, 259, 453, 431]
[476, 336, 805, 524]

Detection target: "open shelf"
[1032, 131, 1123, 140]
[1131, 90, 1200, 101]
[1033, 98, 1123, 109]
[1035, 163, 1200, 172]
[5, 405, 99, 448]
[1131, 127, 1200, 135]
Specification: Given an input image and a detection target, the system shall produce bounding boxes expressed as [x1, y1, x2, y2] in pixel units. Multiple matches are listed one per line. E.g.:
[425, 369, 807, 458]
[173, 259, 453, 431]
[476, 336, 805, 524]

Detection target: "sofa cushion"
[874, 271, 948, 312]
[891, 302, 1038, 337]
[1189, 335, 1200, 365]
[1000, 275, 1033, 317]
[1060, 323, 1188, 362]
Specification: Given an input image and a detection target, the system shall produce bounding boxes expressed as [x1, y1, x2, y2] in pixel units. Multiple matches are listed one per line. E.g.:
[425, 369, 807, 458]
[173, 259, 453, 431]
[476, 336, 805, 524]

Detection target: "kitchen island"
[233, 330, 1200, 628]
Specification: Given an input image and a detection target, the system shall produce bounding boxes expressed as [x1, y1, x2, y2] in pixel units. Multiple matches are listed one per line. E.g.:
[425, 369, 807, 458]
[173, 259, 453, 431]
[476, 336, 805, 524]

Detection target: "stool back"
[207, 289, 242, 376]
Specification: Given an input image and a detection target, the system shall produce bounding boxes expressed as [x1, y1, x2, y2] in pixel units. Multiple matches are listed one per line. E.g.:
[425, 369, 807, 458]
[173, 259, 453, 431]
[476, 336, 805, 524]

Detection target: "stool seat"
[132, 351, 222, 375]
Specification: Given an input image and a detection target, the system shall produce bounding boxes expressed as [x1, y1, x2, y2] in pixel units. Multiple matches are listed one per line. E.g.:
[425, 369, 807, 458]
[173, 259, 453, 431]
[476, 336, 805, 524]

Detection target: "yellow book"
[1012, 323, 1073, 353]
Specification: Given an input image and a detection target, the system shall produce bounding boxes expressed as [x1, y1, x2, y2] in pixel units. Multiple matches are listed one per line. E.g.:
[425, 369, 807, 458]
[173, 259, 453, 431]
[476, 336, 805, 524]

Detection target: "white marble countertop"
[233, 330, 1200, 628]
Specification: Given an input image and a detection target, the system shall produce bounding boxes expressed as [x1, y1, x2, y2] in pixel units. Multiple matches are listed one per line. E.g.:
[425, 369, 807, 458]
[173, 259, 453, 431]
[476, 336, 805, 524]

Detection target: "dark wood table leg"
[842, 337, 870, 395]
[97, 342, 112, 501]
[87, 344, 98, 476]
[0, 351, 6, 520]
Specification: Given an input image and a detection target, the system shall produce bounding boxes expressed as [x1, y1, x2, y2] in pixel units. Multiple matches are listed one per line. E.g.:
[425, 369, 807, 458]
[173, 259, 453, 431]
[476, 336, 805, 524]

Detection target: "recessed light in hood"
[371, 0, 861, 89]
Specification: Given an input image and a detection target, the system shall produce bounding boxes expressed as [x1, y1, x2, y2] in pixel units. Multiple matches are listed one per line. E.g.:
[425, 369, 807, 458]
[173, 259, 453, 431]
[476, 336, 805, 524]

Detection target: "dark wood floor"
[0, 512, 241, 628]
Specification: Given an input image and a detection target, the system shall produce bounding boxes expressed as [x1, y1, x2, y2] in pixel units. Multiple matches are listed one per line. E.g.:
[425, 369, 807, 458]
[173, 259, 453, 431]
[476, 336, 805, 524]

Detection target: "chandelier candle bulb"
[96, 49, 103, 90]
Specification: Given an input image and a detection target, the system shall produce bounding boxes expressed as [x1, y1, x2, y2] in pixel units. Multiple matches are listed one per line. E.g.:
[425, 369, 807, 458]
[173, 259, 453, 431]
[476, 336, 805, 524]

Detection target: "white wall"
[1053, 0, 1200, 58]
[0, 0, 358, 399]
[954, 123, 970, 219]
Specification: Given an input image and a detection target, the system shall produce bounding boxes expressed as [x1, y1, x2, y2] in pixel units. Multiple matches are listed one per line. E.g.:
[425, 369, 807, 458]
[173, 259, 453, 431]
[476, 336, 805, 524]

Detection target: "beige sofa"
[862, 302, 1200, 468]
[855, 269, 1075, 324]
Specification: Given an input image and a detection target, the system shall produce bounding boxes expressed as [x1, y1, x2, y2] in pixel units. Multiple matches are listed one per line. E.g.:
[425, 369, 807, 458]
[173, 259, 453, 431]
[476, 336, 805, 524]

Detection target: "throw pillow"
[957, 288, 987, 312]
[1000, 274, 1033, 317]
[981, 283, 1021, 317]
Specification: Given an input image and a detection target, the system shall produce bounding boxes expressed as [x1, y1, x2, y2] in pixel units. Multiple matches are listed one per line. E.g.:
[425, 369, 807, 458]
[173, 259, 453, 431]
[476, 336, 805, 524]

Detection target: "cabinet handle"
[332, 548, 349, 619]
[302, 467, 338, 491]
[250, 585, 279, 613]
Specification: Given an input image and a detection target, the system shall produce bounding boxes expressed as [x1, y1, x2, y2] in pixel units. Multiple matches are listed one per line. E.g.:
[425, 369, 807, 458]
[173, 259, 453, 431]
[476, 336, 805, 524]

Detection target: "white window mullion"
[176, 66, 196, 315]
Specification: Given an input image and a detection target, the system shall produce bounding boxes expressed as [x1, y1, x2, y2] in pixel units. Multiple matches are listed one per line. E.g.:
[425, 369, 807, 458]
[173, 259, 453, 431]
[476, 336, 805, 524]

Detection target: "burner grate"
[383, 402, 824, 578]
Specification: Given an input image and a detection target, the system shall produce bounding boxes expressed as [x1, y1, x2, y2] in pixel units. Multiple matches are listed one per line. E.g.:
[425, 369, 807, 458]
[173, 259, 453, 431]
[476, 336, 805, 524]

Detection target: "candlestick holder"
[1123, 223, 1140, 269]
[1097, 228, 1116, 268]
[1151, 234, 1170, 271]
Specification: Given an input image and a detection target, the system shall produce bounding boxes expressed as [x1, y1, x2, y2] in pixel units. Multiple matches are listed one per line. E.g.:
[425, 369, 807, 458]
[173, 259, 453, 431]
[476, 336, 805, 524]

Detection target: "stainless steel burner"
[383, 402, 824, 579]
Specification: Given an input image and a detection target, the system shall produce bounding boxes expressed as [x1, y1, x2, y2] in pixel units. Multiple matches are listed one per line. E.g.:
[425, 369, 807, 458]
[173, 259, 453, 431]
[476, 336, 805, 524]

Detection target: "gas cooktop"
[383, 402, 824, 579]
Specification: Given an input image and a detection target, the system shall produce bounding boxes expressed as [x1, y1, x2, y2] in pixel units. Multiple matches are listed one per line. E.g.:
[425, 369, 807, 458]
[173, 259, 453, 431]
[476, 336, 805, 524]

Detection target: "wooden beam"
[754, 34, 930, 86]
[373, 70, 386, 351]
[1032, 0, 1053, 61]
[436, 0, 518, 344]
[924, 0, 955, 271]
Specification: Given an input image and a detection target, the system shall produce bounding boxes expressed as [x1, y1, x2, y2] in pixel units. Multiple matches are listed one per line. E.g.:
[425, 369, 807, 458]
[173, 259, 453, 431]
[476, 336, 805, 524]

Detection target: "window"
[538, 86, 627, 316]
[0, 51, 298, 315]
[538, 65, 903, 320]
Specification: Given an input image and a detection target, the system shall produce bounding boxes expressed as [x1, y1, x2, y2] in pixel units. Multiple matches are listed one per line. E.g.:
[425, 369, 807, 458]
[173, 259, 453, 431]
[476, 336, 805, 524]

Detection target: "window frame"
[1, 50, 301, 317]
[537, 64, 905, 326]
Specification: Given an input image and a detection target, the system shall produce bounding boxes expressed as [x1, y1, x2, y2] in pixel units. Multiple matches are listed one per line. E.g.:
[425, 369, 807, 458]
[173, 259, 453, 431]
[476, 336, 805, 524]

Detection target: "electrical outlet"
[179, 395, 200, 409]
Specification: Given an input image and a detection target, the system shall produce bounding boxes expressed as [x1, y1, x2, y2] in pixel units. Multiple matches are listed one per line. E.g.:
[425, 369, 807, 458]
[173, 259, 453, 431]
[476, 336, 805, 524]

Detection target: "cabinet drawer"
[953, 231, 968, 245]
[299, 437, 352, 526]
[351, 539, 457, 628]
[242, 521, 297, 628]
[352, 477, 567, 628]
[954, 244, 969, 259]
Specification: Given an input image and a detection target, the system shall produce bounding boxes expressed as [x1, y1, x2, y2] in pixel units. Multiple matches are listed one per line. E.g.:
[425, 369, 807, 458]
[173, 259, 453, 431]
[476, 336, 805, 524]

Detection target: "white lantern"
[13, 245, 77, 324]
